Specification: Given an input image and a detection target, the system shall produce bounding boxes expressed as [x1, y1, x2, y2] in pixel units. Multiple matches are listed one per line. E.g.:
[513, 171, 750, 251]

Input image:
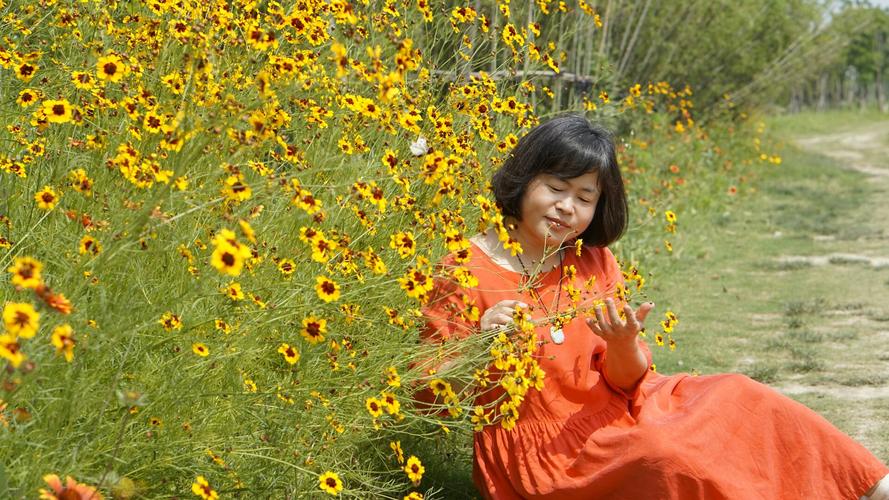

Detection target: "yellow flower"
[404, 493, 424, 500]
[3, 302, 40, 339]
[385, 366, 401, 387]
[224, 282, 245, 301]
[158, 311, 182, 331]
[318, 471, 343, 496]
[390, 440, 405, 464]
[143, 111, 166, 134]
[210, 233, 251, 277]
[192, 342, 210, 357]
[315, 275, 341, 303]
[300, 316, 327, 344]
[8, 256, 42, 289]
[15, 61, 38, 82]
[238, 219, 256, 243]
[34, 186, 60, 210]
[79, 235, 102, 256]
[380, 391, 401, 415]
[96, 54, 128, 83]
[277, 258, 296, 277]
[51, 324, 75, 362]
[191, 475, 218, 500]
[41, 99, 74, 124]
[0, 334, 25, 368]
[389, 231, 416, 258]
[404, 455, 425, 485]
[17, 88, 40, 107]
[278, 343, 300, 364]
[365, 396, 383, 418]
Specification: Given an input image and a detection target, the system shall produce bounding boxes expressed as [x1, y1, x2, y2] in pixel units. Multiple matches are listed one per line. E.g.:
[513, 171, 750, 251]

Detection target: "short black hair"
[491, 114, 628, 247]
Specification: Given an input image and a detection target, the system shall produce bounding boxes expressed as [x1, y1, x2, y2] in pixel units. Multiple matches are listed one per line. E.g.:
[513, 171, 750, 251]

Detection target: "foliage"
[0, 0, 777, 497]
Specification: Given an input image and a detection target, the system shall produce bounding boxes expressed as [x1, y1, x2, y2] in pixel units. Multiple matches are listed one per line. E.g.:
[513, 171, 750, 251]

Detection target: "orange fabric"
[419, 242, 889, 499]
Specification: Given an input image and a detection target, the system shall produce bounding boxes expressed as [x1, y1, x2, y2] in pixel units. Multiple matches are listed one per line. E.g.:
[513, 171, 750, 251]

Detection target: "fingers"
[606, 299, 625, 328]
[624, 303, 641, 332]
[482, 300, 529, 331]
[635, 302, 654, 324]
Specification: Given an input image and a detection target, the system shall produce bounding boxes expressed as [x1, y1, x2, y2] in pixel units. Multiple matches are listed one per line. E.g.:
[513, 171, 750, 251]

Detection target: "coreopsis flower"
[278, 343, 300, 364]
[17, 88, 40, 107]
[41, 99, 74, 124]
[380, 391, 400, 415]
[158, 311, 182, 331]
[365, 396, 383, 418]
[50, 324, 75, 362]
[210, 229, 252, 277]
[15, 61, 37, 82]
[8, 256, 42, 289]
[70, 71, 94, 90]
[0, 334, 25, 368]
[238, 219, 256, 243]
[39, 474, 103, 500]
[34, 186, 60, 210]
[68, 169, 94, 195]
[34, 284, 73, 315]
[224, 282, 245, 301]
[404, 455, 425, 486]
[300, 316, 326, 344]
[404, 492, 424, 500]
[3, 302, 39, 339]
[277, 258, 296, 277]
[314, 275, 341, 302]
[389, 231, 416, 258]
[385, 366, 401, 387]
[96, 54, 127, 83]
[318, 471, 343, 496]
[214, 319, 231, 334]
[390, 440, 405, 464]
[190, 475, 218, 500]
[192, 343, 209, 357]
[142, 111, 166, 134]
[78, 235, 102, 256]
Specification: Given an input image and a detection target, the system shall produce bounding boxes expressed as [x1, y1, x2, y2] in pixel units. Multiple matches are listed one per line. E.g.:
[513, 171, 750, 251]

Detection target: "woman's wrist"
[605, 336, 641, 354]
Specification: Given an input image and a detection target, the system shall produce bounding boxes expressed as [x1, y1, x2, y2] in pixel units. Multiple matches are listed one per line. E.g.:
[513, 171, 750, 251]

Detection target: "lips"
[545, 217, 570, 230]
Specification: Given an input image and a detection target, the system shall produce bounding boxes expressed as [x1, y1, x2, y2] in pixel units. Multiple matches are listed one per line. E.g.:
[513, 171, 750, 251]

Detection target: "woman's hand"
[480, 300, 529, 332]
[586, 299, 655, 393]
[585, 299, 654, 346]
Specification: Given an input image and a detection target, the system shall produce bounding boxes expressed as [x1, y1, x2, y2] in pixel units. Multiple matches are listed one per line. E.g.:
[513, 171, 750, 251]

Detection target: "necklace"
[516, 248, 566, 344]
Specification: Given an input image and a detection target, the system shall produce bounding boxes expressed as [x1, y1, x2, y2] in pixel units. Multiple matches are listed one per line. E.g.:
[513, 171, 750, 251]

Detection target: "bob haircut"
[491, 114, 628, 248]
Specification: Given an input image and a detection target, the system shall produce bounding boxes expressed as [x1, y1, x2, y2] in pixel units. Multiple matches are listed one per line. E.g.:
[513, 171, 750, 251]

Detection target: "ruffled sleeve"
[410, 259, 479, 410]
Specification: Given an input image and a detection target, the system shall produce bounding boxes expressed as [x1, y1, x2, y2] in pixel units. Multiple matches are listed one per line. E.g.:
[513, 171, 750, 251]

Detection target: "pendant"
[550, 326, 565, 345]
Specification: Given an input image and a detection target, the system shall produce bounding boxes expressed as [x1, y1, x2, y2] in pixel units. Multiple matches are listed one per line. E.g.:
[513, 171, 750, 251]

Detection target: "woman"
[418, 114, 889, 499]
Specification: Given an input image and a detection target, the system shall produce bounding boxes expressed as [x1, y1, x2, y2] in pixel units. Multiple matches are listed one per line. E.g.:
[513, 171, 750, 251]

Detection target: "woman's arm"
[602, 334, 649, 392]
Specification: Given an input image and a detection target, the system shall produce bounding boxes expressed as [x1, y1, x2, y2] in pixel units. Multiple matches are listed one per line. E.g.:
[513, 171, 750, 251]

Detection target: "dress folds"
[418, 241, 888, 499]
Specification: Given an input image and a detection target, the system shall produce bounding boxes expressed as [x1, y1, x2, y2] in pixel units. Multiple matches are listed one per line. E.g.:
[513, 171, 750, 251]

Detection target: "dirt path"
[771, 120, 889, 460]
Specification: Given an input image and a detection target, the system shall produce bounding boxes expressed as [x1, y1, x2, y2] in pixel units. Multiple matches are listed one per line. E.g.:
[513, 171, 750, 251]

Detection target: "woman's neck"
[502, 224, 563, 273]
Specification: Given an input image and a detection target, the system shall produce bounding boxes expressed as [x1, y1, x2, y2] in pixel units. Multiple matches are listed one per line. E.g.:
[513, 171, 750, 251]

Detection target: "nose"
[554, 196, 574, 215]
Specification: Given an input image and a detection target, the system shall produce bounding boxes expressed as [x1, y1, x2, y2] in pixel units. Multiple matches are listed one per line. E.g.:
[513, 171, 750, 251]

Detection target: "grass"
[643, 110, 889, 462]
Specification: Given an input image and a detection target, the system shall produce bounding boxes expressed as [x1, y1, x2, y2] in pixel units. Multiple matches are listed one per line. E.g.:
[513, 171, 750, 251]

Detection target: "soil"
[775, 120, 889, 459]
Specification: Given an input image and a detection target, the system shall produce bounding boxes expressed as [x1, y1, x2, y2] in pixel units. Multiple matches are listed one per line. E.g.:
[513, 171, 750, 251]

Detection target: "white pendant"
[550, 327, 565, 344]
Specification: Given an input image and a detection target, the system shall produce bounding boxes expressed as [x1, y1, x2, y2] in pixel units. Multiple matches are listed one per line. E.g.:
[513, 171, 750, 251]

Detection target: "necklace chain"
[515, 248, 565, 328]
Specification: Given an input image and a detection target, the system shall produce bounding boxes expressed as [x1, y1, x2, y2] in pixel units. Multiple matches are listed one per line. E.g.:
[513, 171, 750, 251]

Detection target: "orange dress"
[419, 241, 888, 499]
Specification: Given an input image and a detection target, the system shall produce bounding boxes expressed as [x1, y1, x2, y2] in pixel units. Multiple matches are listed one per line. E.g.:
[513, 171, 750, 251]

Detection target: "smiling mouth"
[545, 217, 570, 230]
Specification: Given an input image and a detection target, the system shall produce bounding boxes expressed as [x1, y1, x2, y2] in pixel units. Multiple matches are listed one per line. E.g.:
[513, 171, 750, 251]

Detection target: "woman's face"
[515, 171, 601, 249]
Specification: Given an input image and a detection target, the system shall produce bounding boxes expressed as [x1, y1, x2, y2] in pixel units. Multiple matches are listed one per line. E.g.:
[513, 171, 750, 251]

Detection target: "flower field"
[0, 0, 782, 497]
